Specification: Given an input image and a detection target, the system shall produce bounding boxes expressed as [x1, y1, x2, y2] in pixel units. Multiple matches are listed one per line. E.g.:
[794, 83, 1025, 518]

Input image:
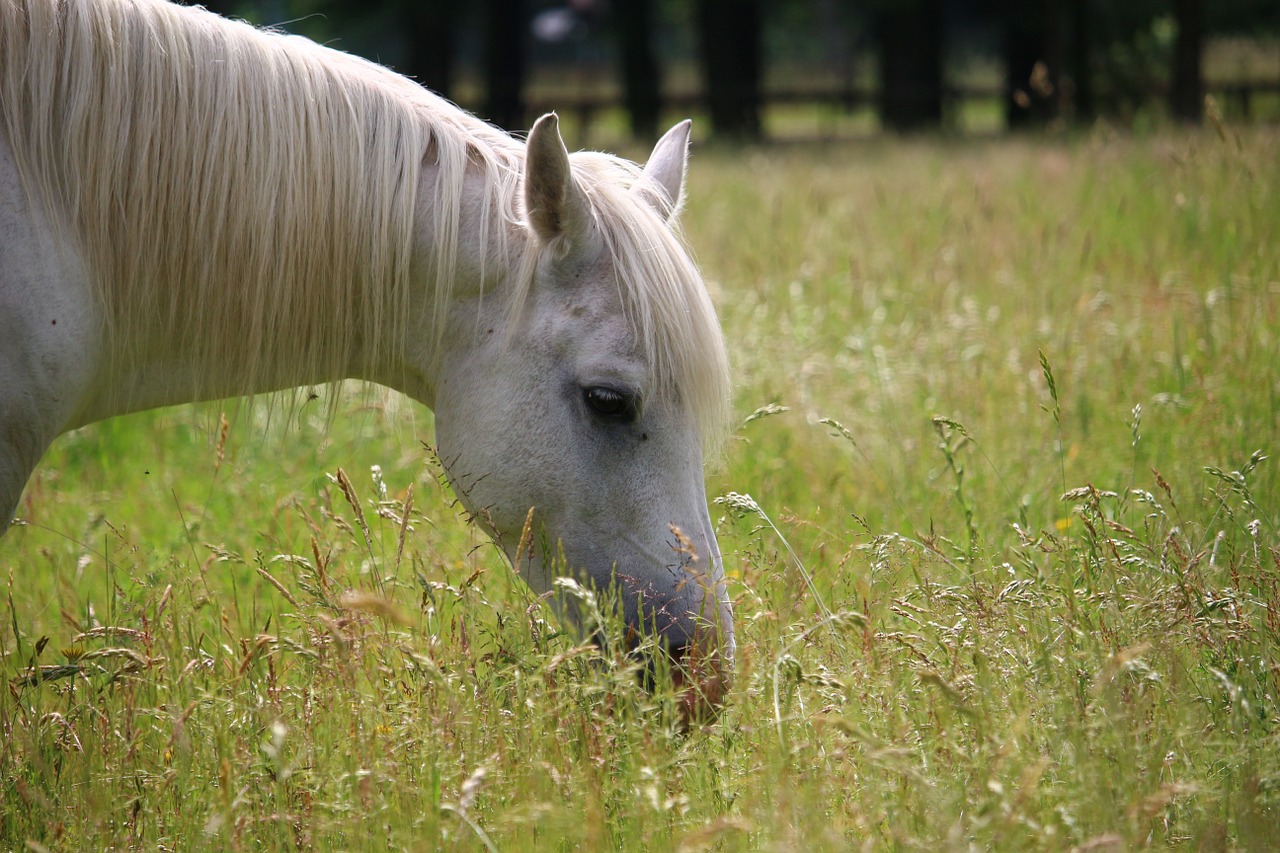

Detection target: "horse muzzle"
[637, 585, 735, 727]
[668, 626, 733, 726]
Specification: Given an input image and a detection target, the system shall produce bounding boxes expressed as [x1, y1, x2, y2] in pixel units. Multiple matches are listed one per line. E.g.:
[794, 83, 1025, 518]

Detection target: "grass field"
[3, 125, 1278, 850]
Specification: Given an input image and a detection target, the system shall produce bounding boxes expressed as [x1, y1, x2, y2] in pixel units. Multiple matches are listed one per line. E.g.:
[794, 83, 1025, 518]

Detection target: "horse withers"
[0, 0, 733, 721]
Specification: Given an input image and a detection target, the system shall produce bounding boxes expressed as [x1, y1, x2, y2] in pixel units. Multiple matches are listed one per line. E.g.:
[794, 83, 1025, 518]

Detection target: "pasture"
[3, 125, 1278, 850]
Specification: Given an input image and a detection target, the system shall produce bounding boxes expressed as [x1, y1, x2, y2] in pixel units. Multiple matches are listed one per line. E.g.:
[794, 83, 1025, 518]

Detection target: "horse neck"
[367, 149, 528, 409]
[69, 140, 524, 427]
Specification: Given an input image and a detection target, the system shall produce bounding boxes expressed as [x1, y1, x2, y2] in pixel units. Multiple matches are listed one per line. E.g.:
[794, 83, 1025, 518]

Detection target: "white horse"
[0, 0, 733, 719]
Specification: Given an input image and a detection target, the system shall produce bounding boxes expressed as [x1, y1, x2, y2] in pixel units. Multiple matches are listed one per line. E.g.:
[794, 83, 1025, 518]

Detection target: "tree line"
[188, 0, 1280, 138]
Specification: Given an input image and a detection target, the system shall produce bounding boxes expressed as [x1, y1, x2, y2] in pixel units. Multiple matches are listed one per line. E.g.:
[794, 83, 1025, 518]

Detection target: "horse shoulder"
[0, 132, 102, 527]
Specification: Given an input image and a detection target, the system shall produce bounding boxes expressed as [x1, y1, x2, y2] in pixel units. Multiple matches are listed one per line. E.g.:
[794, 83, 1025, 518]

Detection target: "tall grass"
[2, 127, 1278, 850]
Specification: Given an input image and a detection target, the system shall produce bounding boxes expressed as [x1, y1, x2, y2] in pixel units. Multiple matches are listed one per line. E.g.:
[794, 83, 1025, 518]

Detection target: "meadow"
[2, 124, 1278, 850]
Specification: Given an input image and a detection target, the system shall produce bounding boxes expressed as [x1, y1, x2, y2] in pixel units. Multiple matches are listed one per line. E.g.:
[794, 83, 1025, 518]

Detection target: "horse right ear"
[524, 113, 589, 243]
[637, 119, 691, 220]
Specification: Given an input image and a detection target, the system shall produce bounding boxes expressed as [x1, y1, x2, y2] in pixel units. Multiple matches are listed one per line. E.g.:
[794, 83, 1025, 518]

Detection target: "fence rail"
[525, 79, 1280, 142]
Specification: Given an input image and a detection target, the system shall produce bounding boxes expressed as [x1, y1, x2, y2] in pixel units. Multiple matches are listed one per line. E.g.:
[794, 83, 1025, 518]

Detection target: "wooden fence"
[524, 79, 1280, 143]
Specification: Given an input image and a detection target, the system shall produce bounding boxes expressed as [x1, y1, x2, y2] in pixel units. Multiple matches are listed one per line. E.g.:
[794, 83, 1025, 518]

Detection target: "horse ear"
[638, 119, 691, 219]
[525, 113, 588, 243]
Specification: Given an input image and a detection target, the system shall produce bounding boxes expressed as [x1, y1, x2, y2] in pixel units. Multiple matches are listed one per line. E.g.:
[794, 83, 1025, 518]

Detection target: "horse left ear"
[638, 119, 692, 220]
[525, 113, 589, 243]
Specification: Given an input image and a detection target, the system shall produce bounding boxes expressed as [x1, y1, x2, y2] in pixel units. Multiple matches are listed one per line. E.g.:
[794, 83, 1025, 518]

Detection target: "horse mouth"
[634, 625, 731, 727]
[669, 636, 731, 726]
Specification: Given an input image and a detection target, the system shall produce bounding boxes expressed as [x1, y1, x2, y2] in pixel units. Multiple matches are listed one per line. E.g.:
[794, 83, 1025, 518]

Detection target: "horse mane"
[0, 0, 729, 448]
[0, 0, 523, 398]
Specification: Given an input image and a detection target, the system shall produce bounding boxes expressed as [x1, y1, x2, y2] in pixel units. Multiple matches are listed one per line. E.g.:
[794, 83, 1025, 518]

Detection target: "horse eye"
[584, 386, 636, 421]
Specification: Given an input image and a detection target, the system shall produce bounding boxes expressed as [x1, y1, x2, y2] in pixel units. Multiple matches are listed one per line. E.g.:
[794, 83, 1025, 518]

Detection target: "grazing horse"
[0, 0, 733, 718]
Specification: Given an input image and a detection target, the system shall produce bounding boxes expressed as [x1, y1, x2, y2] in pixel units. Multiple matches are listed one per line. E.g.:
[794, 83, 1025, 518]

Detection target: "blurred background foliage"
[183, 0, 1280, 143]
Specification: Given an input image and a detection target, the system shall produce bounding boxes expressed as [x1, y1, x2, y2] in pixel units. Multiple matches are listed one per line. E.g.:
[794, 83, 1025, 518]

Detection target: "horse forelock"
[0, 0, 523, 403]
[567, 153, 732, 457]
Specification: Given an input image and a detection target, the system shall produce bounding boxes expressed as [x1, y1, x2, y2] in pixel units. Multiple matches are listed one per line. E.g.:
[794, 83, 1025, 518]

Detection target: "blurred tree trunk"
[1170, 0, 1204, 123]
[402, 3, 457, 99]
[1067, 0, 1095, 121]
[694, 0, 762, 140]
[615, 0, 662, 140]
[875, 0, 944, 131]
[1001, 0, 1065, 129]
[484, 0, 527, 131]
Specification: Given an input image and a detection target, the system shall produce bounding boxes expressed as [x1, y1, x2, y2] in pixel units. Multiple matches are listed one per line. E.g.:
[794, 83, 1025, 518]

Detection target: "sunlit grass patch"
[3, 126, 1279, 850]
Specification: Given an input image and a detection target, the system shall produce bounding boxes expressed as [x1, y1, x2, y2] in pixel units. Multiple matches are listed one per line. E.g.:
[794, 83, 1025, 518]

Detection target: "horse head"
[433, 115, 734, 722]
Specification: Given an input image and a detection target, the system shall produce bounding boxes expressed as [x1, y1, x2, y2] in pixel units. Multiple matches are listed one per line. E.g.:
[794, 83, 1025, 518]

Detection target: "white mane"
[0, 0, 729, 445]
